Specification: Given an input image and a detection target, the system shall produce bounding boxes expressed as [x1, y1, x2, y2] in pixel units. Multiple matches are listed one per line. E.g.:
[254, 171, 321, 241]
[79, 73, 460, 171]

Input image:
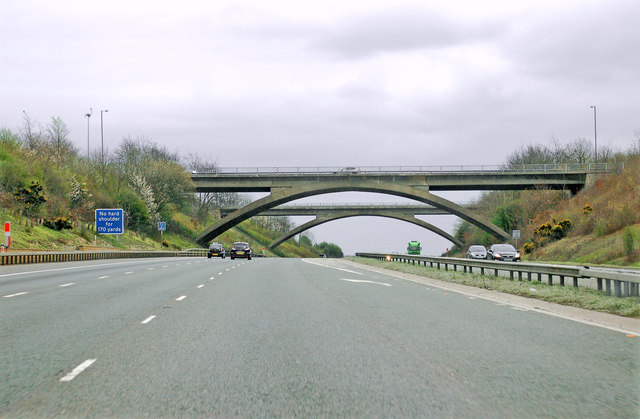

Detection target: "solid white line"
[58, 283, 75, 287]
[3, 292, 29, 298]
[301, 259, 363, 275]
[60, 359, 96, 382]
[98, 276, 109, 279]
[0, 260, 169, 279]
[176, 295, 186, 301]
[197, 284, 205, 288]
[340, 278, 392, 287]
[141, 315, 156, 324]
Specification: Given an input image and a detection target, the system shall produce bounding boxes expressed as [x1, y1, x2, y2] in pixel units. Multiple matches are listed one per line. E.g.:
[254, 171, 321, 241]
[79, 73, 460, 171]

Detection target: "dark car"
[487, 244, 520, 261]
[207, 243, 225, 259]
[230, 242, 251, 260]
[466, 245, 487, 259]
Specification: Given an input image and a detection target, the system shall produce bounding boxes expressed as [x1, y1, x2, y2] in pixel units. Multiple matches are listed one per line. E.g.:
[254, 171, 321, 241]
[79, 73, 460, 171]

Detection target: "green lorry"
[407, 241, 421, 255]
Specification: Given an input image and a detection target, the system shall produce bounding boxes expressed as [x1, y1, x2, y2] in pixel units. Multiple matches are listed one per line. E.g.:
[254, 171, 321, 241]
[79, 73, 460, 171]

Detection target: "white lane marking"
[60, 359, 96, 382]
[141, 315, 156, 324]
[340, 278, 392, 287]
[162, 265, 168, 268]
[209, 277, 215, 280]
[146, 268, 155, 271]
[197, 284, 205, 288]
[225, 268, 230, 271]
[176, 295, 186, 301]
[3, 292, 29, 298]
[218, 272, 223, 275]
[59, 283, 75, 287]
[0, 259, 180, 279]
[301, 259, 363, 275]
[124, 271, 134, 275]
[98, 276, 109, 279]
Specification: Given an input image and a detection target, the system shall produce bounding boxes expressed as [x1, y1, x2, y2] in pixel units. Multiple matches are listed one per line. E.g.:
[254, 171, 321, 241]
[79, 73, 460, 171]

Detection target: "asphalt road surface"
[1, 257, 638, 417]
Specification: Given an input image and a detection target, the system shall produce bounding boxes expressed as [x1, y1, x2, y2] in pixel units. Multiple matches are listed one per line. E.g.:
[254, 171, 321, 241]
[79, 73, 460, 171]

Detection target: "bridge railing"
[355, 252, 640, 298]
[195, 163, 615, 175]
[0, 249, 206, 266]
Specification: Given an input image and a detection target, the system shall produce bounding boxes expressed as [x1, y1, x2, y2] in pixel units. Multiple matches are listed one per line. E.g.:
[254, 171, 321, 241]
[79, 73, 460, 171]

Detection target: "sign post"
[512, 229, 521, 249]
[95, 209, 124, 242]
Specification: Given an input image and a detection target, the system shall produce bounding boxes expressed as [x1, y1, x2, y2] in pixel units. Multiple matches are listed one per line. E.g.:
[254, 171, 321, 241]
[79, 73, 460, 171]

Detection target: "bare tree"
[45, 116, 76, 168]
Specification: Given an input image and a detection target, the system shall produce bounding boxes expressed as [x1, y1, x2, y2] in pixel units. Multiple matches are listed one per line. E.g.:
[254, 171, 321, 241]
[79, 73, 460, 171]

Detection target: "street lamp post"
[100, 109, 109, 168]
[84, 108, 92, 159]
[590, 105, 597, 164]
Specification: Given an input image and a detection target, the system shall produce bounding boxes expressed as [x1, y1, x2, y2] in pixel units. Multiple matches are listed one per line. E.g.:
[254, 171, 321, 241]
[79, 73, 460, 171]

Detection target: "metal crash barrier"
[355, 252, 640, 298]
[0, 249, 207, 266]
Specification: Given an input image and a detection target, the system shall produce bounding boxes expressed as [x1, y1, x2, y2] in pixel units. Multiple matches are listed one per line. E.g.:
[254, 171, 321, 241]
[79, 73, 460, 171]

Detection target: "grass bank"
[347, 256, 640, 319]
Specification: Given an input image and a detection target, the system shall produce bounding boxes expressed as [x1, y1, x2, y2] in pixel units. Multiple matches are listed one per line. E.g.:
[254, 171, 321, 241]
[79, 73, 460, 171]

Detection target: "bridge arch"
[267, 211, 464, 250]
[196, 179, 510, 244]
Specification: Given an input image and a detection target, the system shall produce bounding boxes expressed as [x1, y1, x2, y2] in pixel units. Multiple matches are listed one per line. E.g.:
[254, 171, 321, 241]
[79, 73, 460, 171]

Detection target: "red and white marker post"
[4, 222, 10, 249]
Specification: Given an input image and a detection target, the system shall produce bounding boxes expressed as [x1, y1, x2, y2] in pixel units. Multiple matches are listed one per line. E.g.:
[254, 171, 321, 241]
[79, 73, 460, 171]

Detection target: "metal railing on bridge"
[194, 163, 616, 175]
[355, 252, 640, 298]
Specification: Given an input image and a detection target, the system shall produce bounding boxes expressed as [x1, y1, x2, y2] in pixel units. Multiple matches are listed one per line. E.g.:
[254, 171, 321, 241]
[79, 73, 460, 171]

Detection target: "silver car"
[467, 245, 487, 259]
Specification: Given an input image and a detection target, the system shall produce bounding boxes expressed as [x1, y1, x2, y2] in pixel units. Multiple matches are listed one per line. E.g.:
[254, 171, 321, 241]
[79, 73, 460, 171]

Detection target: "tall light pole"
[100, 109, 109, 168]
[84, 108, 92, 159]
[590, 105, 597, 163]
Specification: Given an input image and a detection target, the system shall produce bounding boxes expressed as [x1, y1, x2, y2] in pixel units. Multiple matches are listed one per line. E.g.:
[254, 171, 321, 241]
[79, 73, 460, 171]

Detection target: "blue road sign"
[95, 209, 124, 234]
[158, 221, 166, 231]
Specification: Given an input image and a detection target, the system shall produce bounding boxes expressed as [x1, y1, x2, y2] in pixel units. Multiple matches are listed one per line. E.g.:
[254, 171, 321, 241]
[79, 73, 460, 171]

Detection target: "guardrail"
[355, 253, 640, 298]
[194, 163, 617, 175]
[0, 249, 206, 266]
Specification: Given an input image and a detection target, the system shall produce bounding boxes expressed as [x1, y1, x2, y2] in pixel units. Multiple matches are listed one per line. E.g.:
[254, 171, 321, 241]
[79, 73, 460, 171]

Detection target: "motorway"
[1, 257, 638, 417]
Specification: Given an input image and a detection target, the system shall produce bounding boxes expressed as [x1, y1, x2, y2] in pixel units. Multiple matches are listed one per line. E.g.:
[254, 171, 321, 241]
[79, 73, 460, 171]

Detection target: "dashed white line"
[3, 292, 29, 298]
[225, 268, 230, 271]
[98, 276, 109, 279]
[161, 265, 168, 268]
[60, 359, 96, 382]
[146, 268, 155, 271]
[176, 295, 186, 301]
[197, 284, 205, 288]
[209, 277, 215, 280]
[124, 271, 134, 275]
[58, 283, 75, 287]
[218, 272, 223, 275]
[141, 315, 156, 324]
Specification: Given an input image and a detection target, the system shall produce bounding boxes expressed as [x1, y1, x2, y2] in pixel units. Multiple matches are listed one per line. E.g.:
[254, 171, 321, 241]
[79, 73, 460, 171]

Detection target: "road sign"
[512, 230, 521, 239]
[158, 221, 166, 231]
[95, 209, 124, 235]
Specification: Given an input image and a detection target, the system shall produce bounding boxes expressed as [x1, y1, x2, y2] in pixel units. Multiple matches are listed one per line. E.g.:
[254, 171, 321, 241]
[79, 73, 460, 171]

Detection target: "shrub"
[583, 204, 592, 214]
[622, 227, 635, 258]
[162, 239, 169, 247]
[43, 216, 73, 231]
[523, 242, 536, 254]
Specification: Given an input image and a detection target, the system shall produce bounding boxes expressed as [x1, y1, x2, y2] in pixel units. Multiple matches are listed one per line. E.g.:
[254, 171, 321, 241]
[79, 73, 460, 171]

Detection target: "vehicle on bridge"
[231, 242, 252, 260]
[466, 245, 487, 259]
[407, 241, 422, 255]
[207, 243, 225, 259]
[487, 244, 520, 261]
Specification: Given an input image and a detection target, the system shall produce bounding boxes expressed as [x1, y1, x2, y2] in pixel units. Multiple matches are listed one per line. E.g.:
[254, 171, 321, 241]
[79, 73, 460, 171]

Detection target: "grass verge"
[347, 257, 640, 319]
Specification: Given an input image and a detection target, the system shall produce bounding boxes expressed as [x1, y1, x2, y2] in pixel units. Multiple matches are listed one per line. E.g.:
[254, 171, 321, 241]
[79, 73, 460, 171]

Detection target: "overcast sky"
[2, 0, 639, 255]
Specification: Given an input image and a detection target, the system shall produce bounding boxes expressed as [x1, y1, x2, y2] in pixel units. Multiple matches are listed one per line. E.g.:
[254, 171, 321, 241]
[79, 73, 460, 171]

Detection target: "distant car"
[230, 242, 251, 260]
[207, 243, 225, 259]
[335, 166, 361, 174]
[466, 245, 487, 259]
[487, 244, 520, 261]
[319, 253, 327, 258]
